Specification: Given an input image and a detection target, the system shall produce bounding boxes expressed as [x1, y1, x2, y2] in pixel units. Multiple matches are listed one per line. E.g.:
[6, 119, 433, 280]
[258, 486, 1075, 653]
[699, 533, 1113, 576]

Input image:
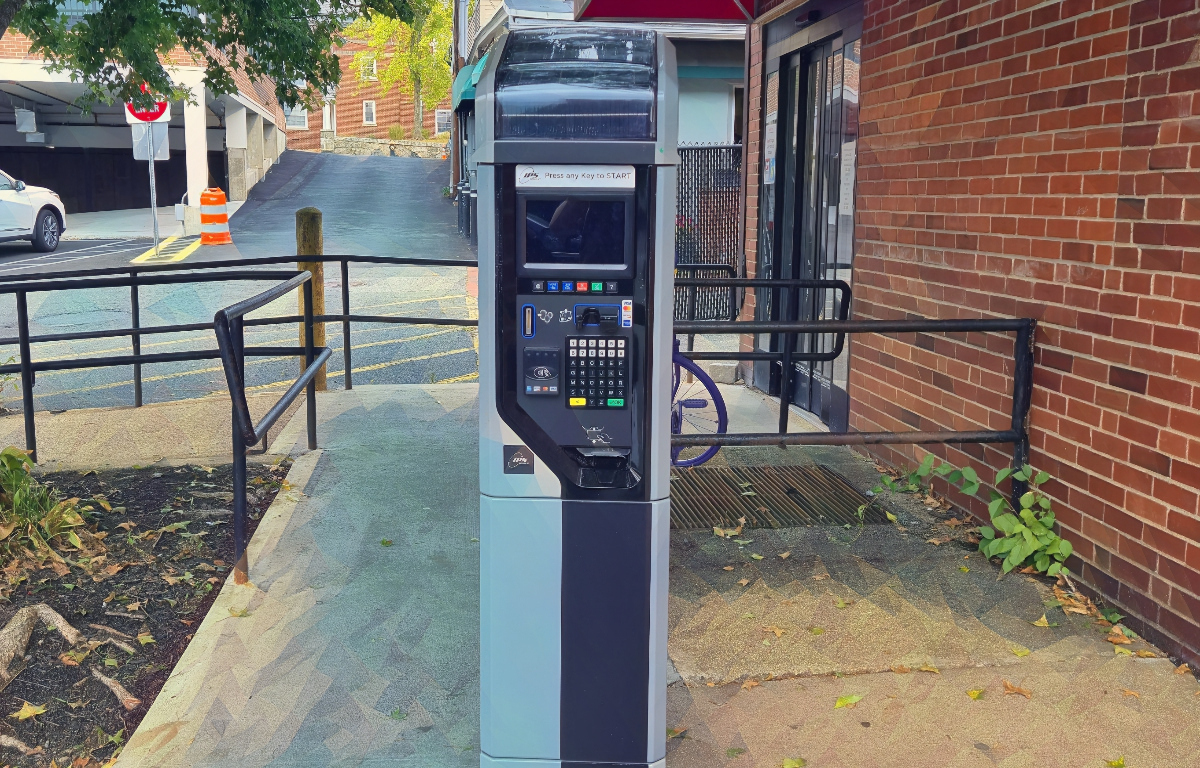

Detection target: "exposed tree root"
[91, 667, 141, 710]
[0, 603, 85, 688]
[0, 734, 43, 756]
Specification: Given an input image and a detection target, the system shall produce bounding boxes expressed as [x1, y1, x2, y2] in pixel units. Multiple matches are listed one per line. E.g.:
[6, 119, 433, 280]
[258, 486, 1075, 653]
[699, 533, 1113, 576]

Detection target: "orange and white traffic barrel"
[200, 188, 233, 245]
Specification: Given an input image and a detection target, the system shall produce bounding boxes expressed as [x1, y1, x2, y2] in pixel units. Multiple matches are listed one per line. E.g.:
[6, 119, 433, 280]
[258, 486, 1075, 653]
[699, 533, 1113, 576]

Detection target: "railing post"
[296, 207, 327, 391]
[130, 270, 143, 407]
[231, 317, 248, 584]
[777, 329, 793, 436]
[341, 258, 352, 390]
[303, 279, 318, 450]
[16, 291, 36, 462]
[1010, 319, 1036, 507]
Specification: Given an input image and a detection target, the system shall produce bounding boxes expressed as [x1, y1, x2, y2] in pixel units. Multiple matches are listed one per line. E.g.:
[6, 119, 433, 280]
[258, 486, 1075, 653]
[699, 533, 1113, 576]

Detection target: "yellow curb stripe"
[131, 236, 178, 263]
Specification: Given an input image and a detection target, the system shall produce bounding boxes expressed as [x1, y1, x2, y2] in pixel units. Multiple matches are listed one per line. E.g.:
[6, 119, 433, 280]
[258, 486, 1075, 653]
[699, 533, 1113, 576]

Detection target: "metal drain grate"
[669, 465, 884, 529]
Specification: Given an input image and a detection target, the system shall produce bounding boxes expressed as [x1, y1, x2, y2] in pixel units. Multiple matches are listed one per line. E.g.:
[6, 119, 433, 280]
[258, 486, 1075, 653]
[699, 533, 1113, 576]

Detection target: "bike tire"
[670, 353, 728, 468]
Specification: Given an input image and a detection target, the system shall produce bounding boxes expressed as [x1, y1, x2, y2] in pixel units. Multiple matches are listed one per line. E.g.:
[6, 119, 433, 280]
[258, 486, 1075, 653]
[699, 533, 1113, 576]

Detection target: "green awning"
[452, 67, 475, 110]
[453, 53, 490, 111]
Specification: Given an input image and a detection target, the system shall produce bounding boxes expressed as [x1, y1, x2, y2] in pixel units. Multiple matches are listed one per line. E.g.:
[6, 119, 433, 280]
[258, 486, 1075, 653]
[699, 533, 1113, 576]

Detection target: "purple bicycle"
[670, 337, 729, 467]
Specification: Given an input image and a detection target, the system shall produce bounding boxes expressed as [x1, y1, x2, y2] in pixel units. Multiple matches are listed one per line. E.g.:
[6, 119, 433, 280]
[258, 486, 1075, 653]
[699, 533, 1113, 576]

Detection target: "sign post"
[127, 90, 171, 259]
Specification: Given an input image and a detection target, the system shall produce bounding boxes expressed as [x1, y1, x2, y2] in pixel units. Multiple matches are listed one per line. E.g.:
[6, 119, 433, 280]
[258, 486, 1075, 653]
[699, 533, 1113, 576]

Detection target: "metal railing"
[0, 255, 479, 461]
[671, 277, 1036, 504]
[675, 144, 743, 321]
[213, 271, 332, 582]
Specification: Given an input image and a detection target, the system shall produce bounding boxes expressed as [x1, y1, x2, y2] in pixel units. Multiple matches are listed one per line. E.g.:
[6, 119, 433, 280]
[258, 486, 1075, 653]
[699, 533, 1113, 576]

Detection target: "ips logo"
[520, 168, 540, 182]
[503, 445, 535, 474]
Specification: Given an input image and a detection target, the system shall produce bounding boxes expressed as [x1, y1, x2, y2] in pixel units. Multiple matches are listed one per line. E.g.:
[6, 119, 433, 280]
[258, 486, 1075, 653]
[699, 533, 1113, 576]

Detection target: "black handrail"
[212, 271, 333, 582]
[0, 255, 479, 461]
[668, 306, 1037, 506]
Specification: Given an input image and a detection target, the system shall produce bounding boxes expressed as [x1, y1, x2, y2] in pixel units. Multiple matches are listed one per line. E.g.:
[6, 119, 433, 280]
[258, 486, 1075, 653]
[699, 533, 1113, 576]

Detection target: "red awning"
[574, 0, 752, 22]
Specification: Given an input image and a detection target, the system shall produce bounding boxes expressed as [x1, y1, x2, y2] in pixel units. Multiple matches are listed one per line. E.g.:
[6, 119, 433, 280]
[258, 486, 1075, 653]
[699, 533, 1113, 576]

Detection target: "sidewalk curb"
[116, 448, 323, 767]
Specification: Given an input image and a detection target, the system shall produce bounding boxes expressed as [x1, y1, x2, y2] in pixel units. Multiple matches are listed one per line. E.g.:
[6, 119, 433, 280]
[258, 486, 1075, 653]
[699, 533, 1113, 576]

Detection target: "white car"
[0, 169, 66, 252]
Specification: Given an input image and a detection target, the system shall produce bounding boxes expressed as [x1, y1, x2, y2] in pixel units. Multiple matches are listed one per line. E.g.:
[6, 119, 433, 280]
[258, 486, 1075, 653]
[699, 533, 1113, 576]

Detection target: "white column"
[224, 100, 248, 202]
[181, 72, 208, 235]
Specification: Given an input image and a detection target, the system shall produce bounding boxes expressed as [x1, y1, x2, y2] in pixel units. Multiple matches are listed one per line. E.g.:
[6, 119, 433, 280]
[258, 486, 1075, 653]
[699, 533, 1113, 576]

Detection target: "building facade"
[0, 29, 286, 219]
[288, 38, 453, 151]
[576, 0, 1200, 668]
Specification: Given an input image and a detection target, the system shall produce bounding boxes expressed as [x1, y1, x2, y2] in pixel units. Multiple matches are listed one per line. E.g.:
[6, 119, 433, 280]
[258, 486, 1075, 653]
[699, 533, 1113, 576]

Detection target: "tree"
[345, 0, 452, 140]
[0, 0, 420, 109]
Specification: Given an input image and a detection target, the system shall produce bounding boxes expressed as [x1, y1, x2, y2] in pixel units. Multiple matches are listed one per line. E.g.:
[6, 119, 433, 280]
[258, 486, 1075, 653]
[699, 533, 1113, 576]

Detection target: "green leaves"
[833, 694, 863, 709]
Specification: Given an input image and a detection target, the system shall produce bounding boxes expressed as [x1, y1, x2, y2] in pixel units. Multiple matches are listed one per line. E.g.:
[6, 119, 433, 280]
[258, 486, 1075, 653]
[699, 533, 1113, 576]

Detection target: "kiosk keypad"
[566, 336, 627, 408]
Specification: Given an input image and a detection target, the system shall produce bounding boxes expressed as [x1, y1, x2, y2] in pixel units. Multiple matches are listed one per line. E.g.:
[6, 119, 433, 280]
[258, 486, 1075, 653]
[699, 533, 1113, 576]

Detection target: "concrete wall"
[318, 135, 446, 158]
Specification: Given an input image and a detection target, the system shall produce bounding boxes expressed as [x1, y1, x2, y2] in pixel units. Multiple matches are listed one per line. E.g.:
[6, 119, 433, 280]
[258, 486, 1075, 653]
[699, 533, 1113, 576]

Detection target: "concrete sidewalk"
[63, 204, 244, 240]
[109, 384, 1200, 768]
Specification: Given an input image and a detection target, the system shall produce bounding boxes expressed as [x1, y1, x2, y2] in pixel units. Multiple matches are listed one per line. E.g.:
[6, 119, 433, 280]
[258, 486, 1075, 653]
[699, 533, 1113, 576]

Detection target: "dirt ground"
[0, 459, 290, 767]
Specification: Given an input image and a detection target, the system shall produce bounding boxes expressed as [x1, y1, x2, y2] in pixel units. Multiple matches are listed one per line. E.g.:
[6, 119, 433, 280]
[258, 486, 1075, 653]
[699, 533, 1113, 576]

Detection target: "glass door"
[756, 35, 861, 432]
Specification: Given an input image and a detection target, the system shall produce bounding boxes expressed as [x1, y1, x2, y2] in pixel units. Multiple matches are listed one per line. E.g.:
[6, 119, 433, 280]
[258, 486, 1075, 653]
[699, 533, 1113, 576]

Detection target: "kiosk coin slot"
[475, 26, 678, 768]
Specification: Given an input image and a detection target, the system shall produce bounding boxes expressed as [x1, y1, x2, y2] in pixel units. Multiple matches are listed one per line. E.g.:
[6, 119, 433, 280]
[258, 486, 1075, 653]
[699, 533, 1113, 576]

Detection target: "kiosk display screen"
[523, 198, 627, 265]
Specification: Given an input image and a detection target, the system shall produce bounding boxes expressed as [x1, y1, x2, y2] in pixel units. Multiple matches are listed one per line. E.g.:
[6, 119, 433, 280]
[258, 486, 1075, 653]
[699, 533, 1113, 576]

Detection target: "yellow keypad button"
[569, 397, 587, 406]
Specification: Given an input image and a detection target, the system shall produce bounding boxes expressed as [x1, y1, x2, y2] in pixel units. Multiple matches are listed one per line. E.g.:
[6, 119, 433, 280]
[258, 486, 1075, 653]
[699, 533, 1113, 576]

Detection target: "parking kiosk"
[475, 27, 677, 768]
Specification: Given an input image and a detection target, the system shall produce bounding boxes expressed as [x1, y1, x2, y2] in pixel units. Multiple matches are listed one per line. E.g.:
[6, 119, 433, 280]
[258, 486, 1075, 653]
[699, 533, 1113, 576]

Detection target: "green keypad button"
[591, 282, 604, 292]
[607, 398, 624, 407]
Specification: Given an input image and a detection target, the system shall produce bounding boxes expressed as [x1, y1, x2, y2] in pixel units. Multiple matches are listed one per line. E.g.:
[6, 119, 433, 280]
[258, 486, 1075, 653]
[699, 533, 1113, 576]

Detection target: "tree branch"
[0, 0, 28, 41]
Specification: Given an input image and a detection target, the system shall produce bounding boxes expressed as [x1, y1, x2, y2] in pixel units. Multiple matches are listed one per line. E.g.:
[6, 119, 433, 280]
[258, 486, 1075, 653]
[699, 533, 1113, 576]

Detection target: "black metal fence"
[675, 144, 742, 321]
[0, 255, 479, 462]
[673, 277, 1037, 506]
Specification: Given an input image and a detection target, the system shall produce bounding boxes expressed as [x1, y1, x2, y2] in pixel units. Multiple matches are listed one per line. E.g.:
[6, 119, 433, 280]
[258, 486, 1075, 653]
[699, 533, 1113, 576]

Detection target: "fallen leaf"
[1106, 758, 1125, 768]
[104, 658, 118, 667]
[834, 598, 854, 609]
[1032, 614, 1050, 627]
[666, 727, 687, 739]
[1012, 648, 1031, 658]
[750, 553, 764, 561]
[958, 566, 970, 573]
[1120, 689, 1140, 699]
[1135, 650, 1156, 658]
[9, 702, 46, 721]
[945, 517, 964, 528]
[762, 625, 785, 638]
[125, 602, 141, 612]
[1018, 565, 1038, 574]
[737, 579, 750, 587]
[967, 688, 984, 700]
[67, 700, 86, 710]
[723, 566, 735, 571]
[115, 522, 136, 531]
[733, 539, 753, 545]
[179, 619, 194, 626]
[103, 592, 115, 604]
[1002, 680, 1032, 699]
[162, 574, 179, 586]
[1106, 626, 1133, 645]
[742, 613, 755, 619]
[137, 632, 156, 646]
[783, 759, 808, 768]
[727, 747, 747, 758]
[1175, 664, 1191, 675]
[713, 526, 727, 538]
[228, 607, 251, 618]
[763, 639, 771, 647]
[885, 511, 898, 523]
[919, 664, 940, 674]
[812, 574, 829, 581]
[891, 665, 911, 674]
[926, 537, 951, 546]
[380, 539, 393, 547]
[809, 627, 825, 636]
[779, 551, 791, 560]
[1114, 647, 1133, 656]
[741, 679, 760, 691]
[834, 694, 863, 709]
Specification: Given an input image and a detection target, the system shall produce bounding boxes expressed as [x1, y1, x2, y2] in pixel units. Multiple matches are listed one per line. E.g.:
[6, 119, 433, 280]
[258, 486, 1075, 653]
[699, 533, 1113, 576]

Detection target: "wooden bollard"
[296, 207, 327, 391]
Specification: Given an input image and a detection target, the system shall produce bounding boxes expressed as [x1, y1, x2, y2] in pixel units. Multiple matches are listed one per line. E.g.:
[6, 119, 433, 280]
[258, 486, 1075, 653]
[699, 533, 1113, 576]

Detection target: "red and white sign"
[125, 84, 171, 124]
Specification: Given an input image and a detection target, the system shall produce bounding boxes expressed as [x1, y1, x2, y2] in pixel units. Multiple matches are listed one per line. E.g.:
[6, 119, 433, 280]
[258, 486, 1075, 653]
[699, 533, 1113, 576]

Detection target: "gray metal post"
[231, 318, 248, 583]
[303, 279, 317, 450]
[341, 258, 352, 390]
[131, 271, 143, 407]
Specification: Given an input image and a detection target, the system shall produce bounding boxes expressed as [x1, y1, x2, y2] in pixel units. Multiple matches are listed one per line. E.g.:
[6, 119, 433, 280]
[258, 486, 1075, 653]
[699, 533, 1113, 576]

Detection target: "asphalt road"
[0, 152, 479, 415]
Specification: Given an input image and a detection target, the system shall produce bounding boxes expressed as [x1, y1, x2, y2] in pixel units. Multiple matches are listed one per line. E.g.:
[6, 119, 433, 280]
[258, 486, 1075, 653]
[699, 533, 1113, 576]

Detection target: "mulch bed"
[0, 459, 291, 767]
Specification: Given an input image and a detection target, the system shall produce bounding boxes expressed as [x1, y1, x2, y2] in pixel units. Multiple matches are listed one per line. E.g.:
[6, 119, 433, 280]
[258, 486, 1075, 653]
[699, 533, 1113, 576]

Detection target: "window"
[284, 105, 308, 130]
[362, 100, 376, 125]
[435, 108, 452, 134]
[361, 57, 378, 81]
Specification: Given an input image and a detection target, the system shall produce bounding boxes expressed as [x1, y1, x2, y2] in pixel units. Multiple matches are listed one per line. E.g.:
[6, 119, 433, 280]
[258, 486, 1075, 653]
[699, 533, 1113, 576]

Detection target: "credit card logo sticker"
[621, 300, 633, 328]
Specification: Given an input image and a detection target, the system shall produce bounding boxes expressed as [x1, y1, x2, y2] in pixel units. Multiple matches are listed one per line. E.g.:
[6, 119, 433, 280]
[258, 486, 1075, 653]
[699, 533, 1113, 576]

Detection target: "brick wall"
[288, 40, 452, 151]
[741, 22, 765, 351]
[853, 0, 1200, 664]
